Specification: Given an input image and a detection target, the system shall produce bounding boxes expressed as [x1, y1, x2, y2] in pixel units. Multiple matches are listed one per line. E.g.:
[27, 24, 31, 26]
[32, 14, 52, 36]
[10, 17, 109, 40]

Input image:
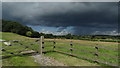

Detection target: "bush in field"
[26, 31, 32, 37]
[65, 33, 73, 39]
[31, 31, 40, 38]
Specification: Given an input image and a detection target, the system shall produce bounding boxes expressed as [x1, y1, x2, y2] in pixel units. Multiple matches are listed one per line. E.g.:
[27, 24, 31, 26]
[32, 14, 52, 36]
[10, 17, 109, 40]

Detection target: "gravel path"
[31, 54, 66, 66]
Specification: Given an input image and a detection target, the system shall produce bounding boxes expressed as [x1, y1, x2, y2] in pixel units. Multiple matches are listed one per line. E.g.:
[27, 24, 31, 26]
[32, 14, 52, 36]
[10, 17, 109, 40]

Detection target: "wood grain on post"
[40, 36, 44, 55]
[94, 45, 99, 62]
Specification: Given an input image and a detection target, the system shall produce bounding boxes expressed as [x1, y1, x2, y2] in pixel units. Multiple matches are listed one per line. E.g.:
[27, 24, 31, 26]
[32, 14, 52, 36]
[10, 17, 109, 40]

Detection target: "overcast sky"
[2, 2, 119, 35]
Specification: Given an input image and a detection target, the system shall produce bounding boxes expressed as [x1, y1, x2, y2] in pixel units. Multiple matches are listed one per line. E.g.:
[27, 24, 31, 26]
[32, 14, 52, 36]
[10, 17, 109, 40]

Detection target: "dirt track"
[31, 54, 66, 66]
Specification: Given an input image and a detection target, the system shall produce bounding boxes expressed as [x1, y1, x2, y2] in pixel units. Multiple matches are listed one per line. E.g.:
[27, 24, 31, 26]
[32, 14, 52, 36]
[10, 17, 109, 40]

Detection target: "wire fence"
[1, 36, 118, 66]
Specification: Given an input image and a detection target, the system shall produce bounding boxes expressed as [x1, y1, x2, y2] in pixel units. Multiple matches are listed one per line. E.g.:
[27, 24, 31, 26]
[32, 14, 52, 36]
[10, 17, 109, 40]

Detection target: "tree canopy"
[2, 20, 40, 38]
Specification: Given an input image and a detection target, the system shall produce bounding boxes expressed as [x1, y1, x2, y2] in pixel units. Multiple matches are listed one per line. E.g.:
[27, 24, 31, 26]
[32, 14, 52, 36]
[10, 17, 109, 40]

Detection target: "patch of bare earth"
[31, 54, 66, 66]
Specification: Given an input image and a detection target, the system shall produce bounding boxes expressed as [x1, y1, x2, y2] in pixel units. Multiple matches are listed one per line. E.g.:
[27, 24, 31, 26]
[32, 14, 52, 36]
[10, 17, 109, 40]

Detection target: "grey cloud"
[0, 2, 2, 19]
[72, 27, 118, 35]
[2, 0, 119, 2]
[56, 27, 67, 32]
[2, 2, 118, 35]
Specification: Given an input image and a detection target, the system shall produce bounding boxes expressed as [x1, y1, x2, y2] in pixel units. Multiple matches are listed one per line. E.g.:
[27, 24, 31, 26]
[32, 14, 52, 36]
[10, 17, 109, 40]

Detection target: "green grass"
[62, 45, 117, 65]
[1, 32, 118, 66]
[1, 32, 41, 66]
[1, 32, 33, 40]
[2, 55, 40, 66]
[79, 38, 119, 43]
[43, 39, 118, 66]
[44, 52, 99, 66]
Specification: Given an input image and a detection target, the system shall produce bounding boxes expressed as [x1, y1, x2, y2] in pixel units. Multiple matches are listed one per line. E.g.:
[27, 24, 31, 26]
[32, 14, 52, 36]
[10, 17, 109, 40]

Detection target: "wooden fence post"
[94, 44, 99, 63]
[39, 36, 44, 55]
[53, 39, 56, 50]
[70, 41, 73, 54]
[42, 36, 44, 52]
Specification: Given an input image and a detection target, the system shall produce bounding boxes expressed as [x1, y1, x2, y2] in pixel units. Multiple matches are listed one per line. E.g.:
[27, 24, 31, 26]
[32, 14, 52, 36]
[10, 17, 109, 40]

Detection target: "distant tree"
[91, 35, 95, 39]
[31, 31, 40, 38]
[26, 31, 32, 37]
[2, 20, 36, 37]
[39, 32, 45, 36]
[65, 33, 72, 39]
[44, 34, 54, 38]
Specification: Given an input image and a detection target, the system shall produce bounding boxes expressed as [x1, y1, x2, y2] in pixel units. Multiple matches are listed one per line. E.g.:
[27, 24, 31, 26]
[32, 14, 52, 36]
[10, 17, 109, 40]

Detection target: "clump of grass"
[2, 55, 40, 66]
[45, 52, 99, 66]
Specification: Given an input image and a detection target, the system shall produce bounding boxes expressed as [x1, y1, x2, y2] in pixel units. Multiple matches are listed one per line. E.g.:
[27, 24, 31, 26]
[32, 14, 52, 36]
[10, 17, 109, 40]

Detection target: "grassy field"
[2, 55, 40, 66]
[1, 32, 40, 66]
[44, 40, 118, 66]
[1, 32, 118, 66]
[44, 52, 99, 66]
[1, 32, 32, 40]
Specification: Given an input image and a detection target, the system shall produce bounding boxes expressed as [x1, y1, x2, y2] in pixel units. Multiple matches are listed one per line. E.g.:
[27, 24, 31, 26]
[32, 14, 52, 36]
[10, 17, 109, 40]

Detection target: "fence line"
[53, 50, 117, 66]
[55, 45, 117, 59]
[45, 41, 117, 51]
[1, 36, 118, 66]
[2, 39, 117, 51]
[33, 41, 116, 52]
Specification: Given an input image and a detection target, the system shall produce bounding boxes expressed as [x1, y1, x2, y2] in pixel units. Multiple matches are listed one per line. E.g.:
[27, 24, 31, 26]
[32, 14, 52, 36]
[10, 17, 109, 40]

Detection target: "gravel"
[31, 54, 66, 66]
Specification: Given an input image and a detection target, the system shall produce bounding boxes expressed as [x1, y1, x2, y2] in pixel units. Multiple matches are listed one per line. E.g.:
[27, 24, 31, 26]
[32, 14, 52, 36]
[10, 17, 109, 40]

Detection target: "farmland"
[1, 32, 119, 66]
[1, 32, 40, 66]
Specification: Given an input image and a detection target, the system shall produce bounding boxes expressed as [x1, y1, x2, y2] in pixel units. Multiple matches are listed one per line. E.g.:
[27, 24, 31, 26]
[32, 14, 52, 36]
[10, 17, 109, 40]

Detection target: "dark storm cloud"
[2, 2, 118, 35]
[0, 2, 2, 19]
[73, 26, 118, 35]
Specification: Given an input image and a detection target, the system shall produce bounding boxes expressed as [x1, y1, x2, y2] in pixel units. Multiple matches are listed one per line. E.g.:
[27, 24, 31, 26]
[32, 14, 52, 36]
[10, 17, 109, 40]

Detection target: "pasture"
[0, 32, 119, 66]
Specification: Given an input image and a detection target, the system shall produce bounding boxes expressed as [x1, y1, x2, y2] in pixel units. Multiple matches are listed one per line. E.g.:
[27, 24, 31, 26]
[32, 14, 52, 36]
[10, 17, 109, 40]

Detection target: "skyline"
[2, 2, 119, 35]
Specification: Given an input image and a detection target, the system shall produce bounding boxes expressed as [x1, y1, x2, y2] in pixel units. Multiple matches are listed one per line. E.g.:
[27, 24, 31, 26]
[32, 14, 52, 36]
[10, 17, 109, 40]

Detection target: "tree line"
[2, 20, 40, 38]
[2, 20, 119, 42]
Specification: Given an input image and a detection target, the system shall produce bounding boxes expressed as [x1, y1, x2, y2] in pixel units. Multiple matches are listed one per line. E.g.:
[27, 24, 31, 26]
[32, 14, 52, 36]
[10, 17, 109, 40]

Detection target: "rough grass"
[1, 32, 40, 66]
[1, 32, 30, 40]
[44, 52, 99, 66]
[44, 39, 118, 66]
[1, 32, 118, 66]
[45, 39, 118, 48]
[2, 55, 40, 66]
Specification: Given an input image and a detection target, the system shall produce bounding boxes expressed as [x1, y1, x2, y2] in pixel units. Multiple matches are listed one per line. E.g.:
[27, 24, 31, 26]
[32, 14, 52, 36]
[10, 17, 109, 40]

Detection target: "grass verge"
[2, 55, 40, 66]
